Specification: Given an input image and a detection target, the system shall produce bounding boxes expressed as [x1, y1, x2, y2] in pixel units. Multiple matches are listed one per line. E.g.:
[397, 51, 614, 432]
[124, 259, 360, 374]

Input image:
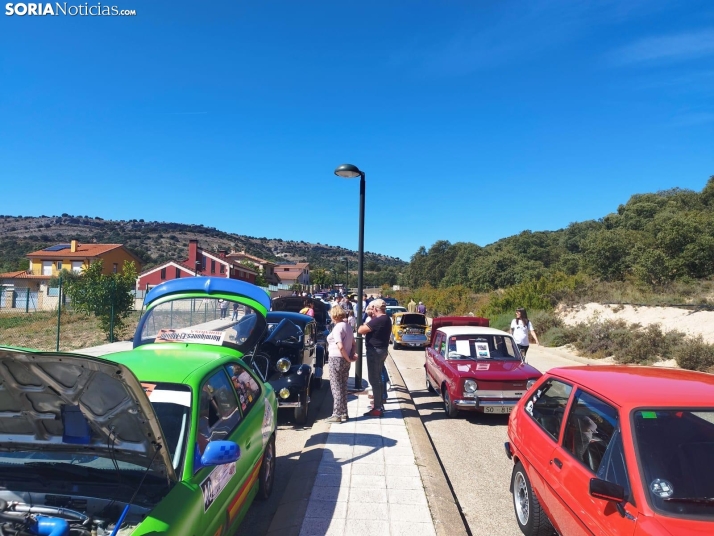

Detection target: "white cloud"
[611, 29, 714, 65]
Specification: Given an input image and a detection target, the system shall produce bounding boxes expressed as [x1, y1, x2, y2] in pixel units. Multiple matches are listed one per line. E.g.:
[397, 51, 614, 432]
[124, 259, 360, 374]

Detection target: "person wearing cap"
[417, 301, 426, 315]
[357, 299, 392, 417]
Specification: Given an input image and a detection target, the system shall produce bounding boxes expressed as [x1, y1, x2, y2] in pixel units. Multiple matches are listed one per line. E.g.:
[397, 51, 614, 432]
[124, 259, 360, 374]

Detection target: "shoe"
[325, 416, 342, 423]
[340, 415, 349, 423]
[363, 408, 383, 417]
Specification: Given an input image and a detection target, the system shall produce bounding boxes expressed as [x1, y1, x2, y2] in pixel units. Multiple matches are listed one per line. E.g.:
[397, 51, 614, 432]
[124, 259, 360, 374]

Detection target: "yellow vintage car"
[390, 312, 431, 349]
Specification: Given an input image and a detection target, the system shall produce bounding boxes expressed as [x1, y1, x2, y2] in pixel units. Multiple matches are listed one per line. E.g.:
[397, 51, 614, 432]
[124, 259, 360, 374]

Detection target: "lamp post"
[334, 164, 365, 390]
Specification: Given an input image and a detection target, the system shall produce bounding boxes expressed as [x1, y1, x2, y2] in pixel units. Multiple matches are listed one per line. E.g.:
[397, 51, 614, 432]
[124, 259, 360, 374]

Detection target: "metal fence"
[0, 284, 140, 353]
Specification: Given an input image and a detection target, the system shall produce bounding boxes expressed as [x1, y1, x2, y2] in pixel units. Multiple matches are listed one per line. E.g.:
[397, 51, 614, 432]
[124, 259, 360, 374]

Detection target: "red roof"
[27, 244, 125, 258]
[0, 271, 50, 280]
[548, 366, 714, 409]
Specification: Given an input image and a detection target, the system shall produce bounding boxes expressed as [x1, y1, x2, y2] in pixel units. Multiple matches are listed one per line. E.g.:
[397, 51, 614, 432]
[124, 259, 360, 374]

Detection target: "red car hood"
[449, 359, 541, 381]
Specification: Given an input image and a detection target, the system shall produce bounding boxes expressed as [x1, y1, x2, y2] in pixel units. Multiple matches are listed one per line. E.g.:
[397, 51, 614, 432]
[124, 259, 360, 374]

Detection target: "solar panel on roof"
[43, 244, 71, 251]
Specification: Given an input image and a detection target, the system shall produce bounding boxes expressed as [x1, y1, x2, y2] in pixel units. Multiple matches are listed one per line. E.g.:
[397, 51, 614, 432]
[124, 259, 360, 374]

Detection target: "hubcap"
[444, 391, 450, 411]
[514, 471, 530, 525]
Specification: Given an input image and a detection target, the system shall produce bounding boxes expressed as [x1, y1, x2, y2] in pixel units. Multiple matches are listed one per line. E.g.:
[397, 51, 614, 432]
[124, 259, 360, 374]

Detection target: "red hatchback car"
[505, 366, 714, 536]
[425, 317, 542, 418]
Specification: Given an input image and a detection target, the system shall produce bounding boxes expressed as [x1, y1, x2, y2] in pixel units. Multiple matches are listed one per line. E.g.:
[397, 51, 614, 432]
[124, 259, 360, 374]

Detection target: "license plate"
[484, 406, 512, 414]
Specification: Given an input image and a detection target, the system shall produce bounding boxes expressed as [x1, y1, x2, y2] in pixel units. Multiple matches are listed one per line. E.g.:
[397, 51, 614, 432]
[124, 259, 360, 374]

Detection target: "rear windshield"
[446, 334, 519, 359]
[137, 296, 265, 353]
[633, 409, 714, 519]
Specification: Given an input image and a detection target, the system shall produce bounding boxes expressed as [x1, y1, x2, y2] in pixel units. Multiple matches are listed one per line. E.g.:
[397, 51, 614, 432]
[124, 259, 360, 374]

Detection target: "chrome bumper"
[453, 398, 519, 409]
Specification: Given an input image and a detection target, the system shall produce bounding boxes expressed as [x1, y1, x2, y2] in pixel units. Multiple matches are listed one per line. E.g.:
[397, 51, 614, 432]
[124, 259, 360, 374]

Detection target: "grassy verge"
[0, 310, 140, 352]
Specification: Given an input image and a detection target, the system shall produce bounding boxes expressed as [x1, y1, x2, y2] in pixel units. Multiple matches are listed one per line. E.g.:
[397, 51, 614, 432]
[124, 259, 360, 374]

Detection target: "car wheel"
[294, 388, 309, 425]
[393, 339, 400, 350]
[256, 435, 276, 501]
[425, 370, 434, 392]
[512, 462, 554, 535]
[443, 387, 458, 418]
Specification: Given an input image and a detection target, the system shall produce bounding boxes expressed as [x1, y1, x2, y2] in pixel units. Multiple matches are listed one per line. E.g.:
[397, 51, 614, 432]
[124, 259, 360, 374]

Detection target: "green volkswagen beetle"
[0, 277, 277, 535]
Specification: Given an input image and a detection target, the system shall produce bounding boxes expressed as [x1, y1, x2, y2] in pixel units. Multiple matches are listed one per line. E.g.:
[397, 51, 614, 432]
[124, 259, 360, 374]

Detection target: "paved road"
[389, 344, 595, 536]
[236, 375, 333, 536]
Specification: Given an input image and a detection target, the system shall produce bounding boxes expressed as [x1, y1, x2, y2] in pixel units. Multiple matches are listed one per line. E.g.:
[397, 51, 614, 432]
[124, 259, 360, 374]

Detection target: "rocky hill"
[0, 215, 406, 279]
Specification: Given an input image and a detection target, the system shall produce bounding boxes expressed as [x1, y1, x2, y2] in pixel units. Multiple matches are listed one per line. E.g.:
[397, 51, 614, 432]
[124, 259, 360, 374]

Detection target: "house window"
[220, 264, 225, 274]
[211, 260, 215, 274]
[175, 267, 181, 279]
[160, 268, 166, 280]
[71, 261, 83, 273]
[56, 261, 62, 271]
[42, 261, 53, 276]
[112, 263, 118, 273]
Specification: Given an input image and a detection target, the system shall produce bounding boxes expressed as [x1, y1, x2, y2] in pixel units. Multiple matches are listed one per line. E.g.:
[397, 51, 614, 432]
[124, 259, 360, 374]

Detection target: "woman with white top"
[510, 307, 539, 357]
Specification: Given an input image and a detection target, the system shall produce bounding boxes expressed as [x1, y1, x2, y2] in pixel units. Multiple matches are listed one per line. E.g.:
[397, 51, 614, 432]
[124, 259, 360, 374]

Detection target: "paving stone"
[349, 474, 386, 489]
[351, 463, 386, 476]
[347, 501, 389, 520]
[386, 476, 424, 490]
[387, 488, 428, 505]
[388, 503, 433, 523]
[342, 519, 390, 536]
[347, 487, 388, 503]
[314, 473, 348, 488]
[385, 464, 420, 478]
[310, 485, 349, 502]
[304, 500, 348, 519]
[384, 455, 416, 466]
[299, 517, 346, 536]
[390, 521, 437, 536]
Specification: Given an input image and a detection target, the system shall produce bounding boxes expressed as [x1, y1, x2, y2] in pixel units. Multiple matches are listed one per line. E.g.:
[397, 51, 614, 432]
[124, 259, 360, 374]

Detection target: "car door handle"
[550, 458, 563, 469]
[245, 441, 252, 450]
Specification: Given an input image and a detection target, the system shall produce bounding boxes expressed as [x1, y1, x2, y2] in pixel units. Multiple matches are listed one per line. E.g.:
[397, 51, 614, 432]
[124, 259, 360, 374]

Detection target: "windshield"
[446, 334, 519, 359]
[137, 296, 265, 352]
[633, 409, 714, 519]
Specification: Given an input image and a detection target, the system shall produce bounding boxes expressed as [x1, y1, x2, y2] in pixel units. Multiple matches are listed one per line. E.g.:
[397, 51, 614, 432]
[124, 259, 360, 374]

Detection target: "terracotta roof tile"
[0, 271, 50, 280]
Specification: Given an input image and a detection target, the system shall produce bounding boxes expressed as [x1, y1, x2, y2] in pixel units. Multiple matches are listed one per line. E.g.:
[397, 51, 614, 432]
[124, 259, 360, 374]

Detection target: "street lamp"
[334, 163, 365, 390]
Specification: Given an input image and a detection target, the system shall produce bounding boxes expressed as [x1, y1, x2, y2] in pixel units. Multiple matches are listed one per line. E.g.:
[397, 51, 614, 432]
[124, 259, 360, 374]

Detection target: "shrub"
[541, 326, 577, 347]
[675, 336, 714, 372]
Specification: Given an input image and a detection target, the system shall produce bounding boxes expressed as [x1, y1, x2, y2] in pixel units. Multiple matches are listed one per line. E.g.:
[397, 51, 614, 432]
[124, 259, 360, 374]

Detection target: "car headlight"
[527, 379, 537, 390]
[397, 330, 404, 336]
[464, 379, 478, 393]
[279, 387, 290, 399]
[276, 358, 291, 373]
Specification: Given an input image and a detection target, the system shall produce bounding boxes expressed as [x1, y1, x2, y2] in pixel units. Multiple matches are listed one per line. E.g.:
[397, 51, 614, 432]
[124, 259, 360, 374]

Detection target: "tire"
[294, 388, 309, 425]
[256, 435, 276, 501]
[511, 462, 555, 535]
[426, 370, 434, 392]
[393, 339, 400, 350]
[443, 387, 458, 418]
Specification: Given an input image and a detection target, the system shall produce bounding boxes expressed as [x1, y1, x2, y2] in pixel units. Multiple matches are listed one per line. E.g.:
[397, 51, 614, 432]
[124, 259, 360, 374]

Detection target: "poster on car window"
[155, 329, 225, 345]
[475, 342, 490, 358]
[201, 461, 236, 511]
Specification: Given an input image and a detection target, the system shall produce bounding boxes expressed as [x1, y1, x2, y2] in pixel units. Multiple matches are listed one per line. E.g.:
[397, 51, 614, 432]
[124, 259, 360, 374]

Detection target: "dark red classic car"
[425, 317, 542, 418]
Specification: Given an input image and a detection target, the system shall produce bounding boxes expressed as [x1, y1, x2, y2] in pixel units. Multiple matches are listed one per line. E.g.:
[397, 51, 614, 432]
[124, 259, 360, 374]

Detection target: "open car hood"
[272, 296, 328, 325]
[0, 347, 176, 481]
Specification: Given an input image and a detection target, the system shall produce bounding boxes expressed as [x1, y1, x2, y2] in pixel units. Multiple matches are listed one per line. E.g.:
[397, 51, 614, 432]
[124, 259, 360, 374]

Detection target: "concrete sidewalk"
[298, 361, 437, 536]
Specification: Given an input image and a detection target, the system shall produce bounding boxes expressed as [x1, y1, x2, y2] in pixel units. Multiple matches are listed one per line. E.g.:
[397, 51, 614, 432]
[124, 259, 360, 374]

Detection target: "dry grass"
[0, 311, 140, 352]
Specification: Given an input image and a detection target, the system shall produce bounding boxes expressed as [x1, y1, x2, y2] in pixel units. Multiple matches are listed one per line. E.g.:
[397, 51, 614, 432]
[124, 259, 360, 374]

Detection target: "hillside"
[0, 215, 406, 281]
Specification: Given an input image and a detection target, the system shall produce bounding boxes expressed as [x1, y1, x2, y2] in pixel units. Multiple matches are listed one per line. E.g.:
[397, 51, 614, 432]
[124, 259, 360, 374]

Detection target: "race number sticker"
[155, 329, 225, 345]
[262, 399, 275, 448]
[201, 461, 237, 512]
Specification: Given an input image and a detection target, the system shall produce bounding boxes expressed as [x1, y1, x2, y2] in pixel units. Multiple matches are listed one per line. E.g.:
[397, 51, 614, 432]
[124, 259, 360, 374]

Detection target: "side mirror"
[589, 477, 625, 503]
[201, 441, 241, 467]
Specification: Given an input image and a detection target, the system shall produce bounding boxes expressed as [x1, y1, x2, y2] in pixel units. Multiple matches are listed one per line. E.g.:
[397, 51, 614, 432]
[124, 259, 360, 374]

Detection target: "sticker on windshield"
[262, 399, 274, 448]
[650, 478, 674, 498]
[475, 342, 490, 359]
[201, 461, 237, 511]
[155, 329, 225, 345]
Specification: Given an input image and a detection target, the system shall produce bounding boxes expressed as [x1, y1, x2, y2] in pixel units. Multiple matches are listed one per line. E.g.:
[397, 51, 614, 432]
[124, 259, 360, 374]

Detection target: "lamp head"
[334, 164, 362, 179]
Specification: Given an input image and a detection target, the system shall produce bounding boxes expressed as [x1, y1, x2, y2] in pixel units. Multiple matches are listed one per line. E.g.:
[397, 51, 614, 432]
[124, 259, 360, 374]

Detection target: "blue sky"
[1, 0, 713, 261]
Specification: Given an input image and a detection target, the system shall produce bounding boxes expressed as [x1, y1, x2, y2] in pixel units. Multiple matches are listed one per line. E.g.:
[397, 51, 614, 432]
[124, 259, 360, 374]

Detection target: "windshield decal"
[201, 461, 237, 511]
[475, 342, 490, 359]
[155, 328, 225, 345]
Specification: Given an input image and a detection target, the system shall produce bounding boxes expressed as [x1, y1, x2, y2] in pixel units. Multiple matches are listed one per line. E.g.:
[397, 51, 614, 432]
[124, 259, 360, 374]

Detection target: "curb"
[386, 353, 470, 536]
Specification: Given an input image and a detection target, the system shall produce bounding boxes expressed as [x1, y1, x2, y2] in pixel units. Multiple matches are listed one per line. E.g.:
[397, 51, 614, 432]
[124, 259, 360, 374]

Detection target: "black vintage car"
[246, 298, 328, 425]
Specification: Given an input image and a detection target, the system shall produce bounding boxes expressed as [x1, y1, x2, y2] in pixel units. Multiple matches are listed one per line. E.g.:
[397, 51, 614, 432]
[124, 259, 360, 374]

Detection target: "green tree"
[64, 260, 138, 341]
[238, 261, 267, 287]
[311, 268, 331, 287]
